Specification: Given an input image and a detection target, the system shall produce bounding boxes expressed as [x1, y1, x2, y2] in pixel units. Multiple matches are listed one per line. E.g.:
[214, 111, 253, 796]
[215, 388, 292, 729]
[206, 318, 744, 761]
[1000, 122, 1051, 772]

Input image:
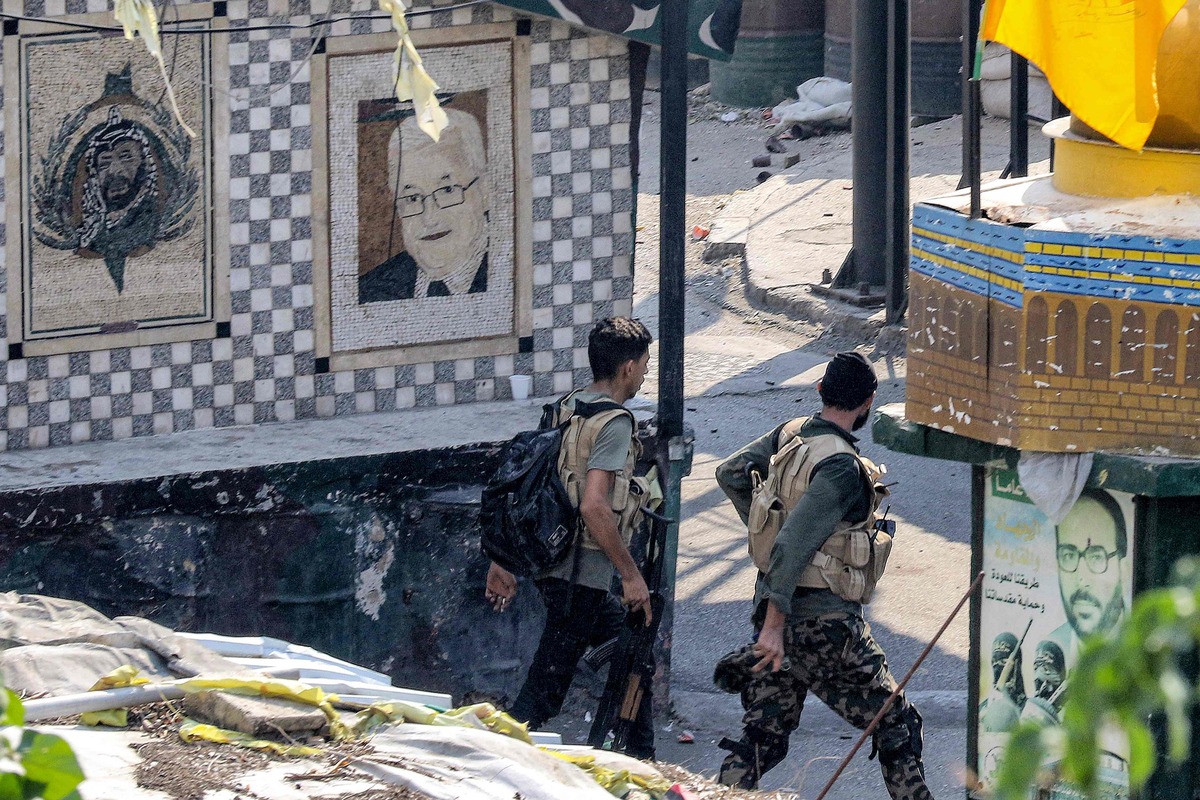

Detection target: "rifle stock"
[587, 507, 671, 752]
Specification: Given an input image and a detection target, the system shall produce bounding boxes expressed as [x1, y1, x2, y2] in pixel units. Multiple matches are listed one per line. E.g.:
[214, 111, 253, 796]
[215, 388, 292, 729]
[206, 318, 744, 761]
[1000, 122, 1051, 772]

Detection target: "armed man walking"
[713, 352, 931, 799]
[483, 316, 658, 758]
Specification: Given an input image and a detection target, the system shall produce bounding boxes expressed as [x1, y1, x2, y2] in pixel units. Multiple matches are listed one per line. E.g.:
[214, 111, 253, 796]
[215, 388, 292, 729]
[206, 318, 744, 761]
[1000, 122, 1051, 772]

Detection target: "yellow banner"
[981, 0, 1187, 151]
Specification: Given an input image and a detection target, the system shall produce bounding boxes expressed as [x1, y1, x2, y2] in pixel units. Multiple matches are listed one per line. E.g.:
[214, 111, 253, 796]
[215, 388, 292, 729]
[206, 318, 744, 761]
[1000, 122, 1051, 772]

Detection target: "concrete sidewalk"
[705, 115, 1051, 340]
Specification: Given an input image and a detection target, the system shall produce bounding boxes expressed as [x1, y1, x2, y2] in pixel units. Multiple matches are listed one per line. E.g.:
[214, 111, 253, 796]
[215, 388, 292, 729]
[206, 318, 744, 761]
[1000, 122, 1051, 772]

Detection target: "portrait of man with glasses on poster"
[976, 473, 1134, 797]
[358, 107, 490, 304]
[1048, 488, 1130, 659]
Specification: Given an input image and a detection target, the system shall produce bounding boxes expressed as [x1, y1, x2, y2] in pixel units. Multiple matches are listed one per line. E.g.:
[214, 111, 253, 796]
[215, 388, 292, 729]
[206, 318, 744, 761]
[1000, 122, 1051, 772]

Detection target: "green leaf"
[1159, 670, 1192, 763]
[0, 772, 25, 798]
[16, 731, 84, 800]
[990, 721, 1048, 800]
[0, 692, 22, 728]
[1125, 718, 1155, 790]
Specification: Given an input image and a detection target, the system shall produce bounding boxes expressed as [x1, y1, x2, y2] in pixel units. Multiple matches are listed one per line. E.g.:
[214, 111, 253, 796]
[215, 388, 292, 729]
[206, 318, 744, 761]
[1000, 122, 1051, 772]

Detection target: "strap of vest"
[776, 418, 807, 449]
[558, 399, 636, 503]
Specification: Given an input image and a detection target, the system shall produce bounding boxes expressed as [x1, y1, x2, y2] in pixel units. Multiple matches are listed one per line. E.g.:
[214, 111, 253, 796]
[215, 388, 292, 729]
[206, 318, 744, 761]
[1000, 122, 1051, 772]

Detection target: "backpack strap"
[775, 417, 808, 449]
[541, 390, 583, 429]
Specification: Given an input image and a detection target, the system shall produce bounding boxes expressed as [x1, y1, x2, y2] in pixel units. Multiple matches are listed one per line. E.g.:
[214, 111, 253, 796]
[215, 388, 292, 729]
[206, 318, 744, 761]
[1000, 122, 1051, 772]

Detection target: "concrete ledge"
[743, 275, 885, 341]
[0, 397, 558, 491]
[702, 216, 749, 262]
[672, 689, 968, 735]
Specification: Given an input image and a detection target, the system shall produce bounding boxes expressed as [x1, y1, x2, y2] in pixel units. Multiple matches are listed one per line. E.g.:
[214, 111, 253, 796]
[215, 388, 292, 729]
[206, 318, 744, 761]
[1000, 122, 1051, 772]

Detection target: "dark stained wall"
[0, 440, 629, 706]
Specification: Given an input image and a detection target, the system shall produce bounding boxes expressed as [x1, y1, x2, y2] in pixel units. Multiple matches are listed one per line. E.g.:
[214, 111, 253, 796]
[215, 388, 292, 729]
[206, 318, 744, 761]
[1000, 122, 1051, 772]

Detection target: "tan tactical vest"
[746, 418, 892, 604]
[553, 393, 650, 550]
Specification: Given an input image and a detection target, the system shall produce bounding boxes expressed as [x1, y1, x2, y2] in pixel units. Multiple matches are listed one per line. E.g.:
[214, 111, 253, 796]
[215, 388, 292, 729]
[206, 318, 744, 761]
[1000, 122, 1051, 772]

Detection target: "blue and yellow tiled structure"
[908, 203, 1200, 455]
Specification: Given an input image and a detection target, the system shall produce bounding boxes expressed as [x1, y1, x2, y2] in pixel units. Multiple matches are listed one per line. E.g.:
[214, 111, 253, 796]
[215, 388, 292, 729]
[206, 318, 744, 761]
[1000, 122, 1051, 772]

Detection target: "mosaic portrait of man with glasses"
[358, 107, 490, 303]
[1050, 488, 1129, 659]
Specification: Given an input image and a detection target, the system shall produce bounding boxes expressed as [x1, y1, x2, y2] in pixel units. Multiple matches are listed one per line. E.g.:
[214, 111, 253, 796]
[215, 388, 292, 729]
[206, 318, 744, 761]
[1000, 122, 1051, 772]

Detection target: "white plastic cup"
[509, 374, 532, 401]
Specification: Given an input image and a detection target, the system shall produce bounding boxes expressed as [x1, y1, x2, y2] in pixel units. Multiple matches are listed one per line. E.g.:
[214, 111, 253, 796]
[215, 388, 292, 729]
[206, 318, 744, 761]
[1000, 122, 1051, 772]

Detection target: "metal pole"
[959, 0, 982, 218]
[1049, 93, 1068, 171]
[1009, 52, 1029, 177]
[656, 0, 688, 706]
[845, 0, 889, 288]
[884, 0, 910, 324]
[658, 0, 686, 441]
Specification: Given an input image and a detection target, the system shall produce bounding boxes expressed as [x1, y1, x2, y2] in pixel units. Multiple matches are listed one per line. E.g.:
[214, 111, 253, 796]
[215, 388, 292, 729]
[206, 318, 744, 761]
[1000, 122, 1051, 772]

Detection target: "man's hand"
[752, 602, 788, 672]
[485, 562, 517, 612]
[621, 573, 653, 626]
[753, 626, 785, 673]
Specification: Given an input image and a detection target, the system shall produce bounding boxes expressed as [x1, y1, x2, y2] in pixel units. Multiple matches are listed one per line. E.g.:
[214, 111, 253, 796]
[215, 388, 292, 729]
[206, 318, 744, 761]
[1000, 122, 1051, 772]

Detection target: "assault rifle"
[586, 504, 672, 753]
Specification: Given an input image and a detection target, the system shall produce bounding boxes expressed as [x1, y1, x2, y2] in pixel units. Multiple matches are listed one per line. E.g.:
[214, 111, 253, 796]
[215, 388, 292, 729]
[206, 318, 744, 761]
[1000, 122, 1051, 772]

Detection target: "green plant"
[992, 556, 1200, 800]
[0, 685, 84, 800]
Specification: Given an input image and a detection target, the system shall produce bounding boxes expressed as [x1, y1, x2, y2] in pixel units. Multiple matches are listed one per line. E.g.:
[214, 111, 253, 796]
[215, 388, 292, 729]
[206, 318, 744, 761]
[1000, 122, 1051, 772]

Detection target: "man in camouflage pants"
[714, 353, 931, 799]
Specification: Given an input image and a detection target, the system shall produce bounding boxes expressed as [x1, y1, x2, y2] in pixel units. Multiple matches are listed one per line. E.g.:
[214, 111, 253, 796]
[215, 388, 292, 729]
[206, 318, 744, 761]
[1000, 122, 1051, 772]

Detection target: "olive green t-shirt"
[541, 391, 634, 590]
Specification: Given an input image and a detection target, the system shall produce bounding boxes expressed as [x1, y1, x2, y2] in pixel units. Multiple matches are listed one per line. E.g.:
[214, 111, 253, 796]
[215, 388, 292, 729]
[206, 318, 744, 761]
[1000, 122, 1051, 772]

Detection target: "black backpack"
[479, 394, 627, 576]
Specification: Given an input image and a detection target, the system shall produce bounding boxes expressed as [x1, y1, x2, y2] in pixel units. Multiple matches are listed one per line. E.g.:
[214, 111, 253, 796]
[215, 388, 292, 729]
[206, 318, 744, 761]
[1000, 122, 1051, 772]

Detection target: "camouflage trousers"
[719, 612, 932, 800]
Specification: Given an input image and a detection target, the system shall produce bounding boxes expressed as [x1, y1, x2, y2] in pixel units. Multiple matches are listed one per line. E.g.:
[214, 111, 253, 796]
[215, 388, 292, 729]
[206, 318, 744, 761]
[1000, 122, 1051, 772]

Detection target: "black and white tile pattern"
[0, 0, 634, 452]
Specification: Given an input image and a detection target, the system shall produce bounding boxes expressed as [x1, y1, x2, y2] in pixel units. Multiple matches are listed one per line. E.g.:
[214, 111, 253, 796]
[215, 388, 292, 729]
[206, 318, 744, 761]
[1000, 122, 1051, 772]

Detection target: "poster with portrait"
[977, 468, 1135, 800]
[13, 28, 214, 342]
[326, 39, 515, 354]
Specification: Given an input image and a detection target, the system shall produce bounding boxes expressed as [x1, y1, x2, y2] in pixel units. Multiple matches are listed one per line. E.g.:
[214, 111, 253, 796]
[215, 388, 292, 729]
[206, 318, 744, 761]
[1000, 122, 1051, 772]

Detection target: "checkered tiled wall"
[0, 0, 635, 451]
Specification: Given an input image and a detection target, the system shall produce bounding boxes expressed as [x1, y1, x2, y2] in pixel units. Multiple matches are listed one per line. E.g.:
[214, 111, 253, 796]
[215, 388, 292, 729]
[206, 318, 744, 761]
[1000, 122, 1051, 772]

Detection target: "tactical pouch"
[615, 475, 652, 544]
[844, 528, 872, 569]
[747, 472, 788, 572]
[746, 435, 811, 572]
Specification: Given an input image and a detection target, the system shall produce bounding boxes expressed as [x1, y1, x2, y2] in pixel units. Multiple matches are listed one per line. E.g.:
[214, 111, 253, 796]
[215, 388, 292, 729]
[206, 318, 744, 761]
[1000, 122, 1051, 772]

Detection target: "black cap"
[819, 352, 878, 410]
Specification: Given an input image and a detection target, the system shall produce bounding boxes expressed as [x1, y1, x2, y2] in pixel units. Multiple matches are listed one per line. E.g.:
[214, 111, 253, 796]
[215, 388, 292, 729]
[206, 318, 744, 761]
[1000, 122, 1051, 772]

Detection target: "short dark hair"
[588, 317, 652, 380]
[1056, 488, 1127, 557]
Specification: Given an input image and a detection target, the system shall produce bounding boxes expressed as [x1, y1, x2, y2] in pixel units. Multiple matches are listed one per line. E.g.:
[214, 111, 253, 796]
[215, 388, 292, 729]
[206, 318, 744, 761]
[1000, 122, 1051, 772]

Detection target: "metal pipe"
[884, 0, 910, 324]
[24, 683, 188, 722]
[813, 571, 986, 800]
[848, 0, 890, 288]
[1009, 51, 1029, 177]
[960, 0, 982, 218]
[654, 0, 688, 707]
[657, 0, 686, 441]
[1049, 93, 1068, 170]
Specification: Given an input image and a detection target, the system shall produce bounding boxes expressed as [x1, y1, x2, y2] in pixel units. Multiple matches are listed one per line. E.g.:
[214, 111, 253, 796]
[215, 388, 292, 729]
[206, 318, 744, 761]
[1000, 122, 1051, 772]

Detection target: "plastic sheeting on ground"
[353, 725, 666, 800]
[0, 593, 247, 696]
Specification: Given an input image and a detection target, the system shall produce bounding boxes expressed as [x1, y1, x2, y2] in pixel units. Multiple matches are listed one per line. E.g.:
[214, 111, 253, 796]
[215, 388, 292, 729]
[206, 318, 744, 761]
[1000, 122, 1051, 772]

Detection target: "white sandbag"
[981, 76, 1054, 121]
[772, 77, 853, 127]
[0, 593, 246, 696]
[978, 43, 1054, 120]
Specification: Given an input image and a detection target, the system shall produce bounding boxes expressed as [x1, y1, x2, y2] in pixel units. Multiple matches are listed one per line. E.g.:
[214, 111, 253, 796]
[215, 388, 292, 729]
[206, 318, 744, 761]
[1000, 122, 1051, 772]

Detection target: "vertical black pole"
[658, 0, 686, 441]
[1009, 52, 1028, 178]
[1049, 93, 1067, 171]
[847, 0, 889, 288]
[656, 0, 688, 710]
[966, 465, 986, 797]
[885, 0, 910, 324]
[960, 0, 982, 218]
